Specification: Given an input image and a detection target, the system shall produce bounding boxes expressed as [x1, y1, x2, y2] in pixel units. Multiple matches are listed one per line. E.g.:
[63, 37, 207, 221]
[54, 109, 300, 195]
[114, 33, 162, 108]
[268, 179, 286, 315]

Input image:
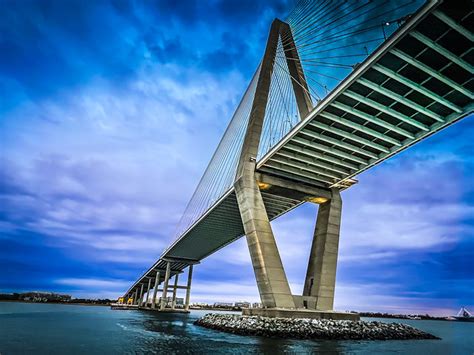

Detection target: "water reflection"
[133, 310, 348, 354]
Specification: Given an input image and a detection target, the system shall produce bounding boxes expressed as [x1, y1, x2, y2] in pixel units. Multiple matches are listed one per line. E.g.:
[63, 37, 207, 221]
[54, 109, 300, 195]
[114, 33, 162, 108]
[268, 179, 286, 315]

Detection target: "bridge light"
[257, 182, 271, 190]
[306, 196, 329, 204]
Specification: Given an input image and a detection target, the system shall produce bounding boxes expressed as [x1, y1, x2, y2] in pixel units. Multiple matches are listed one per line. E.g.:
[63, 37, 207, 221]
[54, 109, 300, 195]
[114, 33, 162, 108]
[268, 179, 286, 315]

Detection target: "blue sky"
[1, 0, 472, 316]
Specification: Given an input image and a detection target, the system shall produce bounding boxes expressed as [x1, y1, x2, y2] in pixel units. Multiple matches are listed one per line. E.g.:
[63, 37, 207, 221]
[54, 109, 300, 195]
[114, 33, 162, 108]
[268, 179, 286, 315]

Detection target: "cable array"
[174, 66, 261, 237]
[258, 36, 302, 159]
[283, 0, 423, 102]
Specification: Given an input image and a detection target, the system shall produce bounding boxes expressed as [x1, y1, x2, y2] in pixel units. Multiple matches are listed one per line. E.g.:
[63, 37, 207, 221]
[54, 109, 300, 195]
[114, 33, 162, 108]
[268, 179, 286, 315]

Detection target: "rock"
[194, 313, 440, 341]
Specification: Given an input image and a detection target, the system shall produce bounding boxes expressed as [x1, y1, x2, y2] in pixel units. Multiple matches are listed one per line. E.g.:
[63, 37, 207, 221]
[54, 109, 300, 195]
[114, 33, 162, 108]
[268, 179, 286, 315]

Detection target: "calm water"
[0, 302, 473, 354]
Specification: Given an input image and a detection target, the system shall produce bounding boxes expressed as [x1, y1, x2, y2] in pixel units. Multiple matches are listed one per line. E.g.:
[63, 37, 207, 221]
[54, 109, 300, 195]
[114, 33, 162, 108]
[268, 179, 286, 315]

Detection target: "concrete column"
[234, 19, 281, 178]
[171, 274, 179, 309]
[235, 175, 295, 309]
[234, 19, 295, 310]
[160, 262, 171, 310]
[151, 271, 160, 309]
[144, 277, 152, 307]
[303, 188, 342, 311]
[279, 21, 312, 119]
[133, 290, 137, 305]
[184, 264, 193, 311]
[138, 284, 144, 306]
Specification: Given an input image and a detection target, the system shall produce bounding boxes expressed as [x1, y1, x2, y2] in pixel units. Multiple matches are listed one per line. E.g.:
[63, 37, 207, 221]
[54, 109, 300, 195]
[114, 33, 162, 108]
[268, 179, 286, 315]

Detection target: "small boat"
[454, 307, 474, 322]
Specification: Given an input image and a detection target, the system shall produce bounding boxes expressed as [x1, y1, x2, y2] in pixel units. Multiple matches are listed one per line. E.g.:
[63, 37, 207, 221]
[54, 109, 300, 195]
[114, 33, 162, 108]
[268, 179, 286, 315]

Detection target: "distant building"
[157, 297, 184, 307]
[213, 302, 233, 308]
[252, 302, 262, 308]
[234, 301, 251, 308]
[19, 292, 71, 303]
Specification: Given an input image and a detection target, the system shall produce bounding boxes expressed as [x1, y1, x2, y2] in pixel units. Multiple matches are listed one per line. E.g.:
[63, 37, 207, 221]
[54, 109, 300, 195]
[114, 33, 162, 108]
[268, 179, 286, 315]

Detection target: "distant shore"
[358, 312, 453, 322]
[0, 300, 110, 307]
[0, 300, 460, 321]
[189, 307, 454, 321]
[189, 306, 240, 312]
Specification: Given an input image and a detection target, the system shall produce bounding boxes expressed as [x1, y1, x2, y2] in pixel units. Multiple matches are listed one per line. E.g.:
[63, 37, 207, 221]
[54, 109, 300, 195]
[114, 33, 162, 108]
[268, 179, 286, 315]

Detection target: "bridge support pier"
[171, 274, 179, 309]
[144, 277, 152, 307]
[234, 18, 297, 310]
[184, 264, 193, 311]
[151, 271, 160, 308]
[303, 188, 342, 311]
[160, 261, 171, 310]
[137, 284, 144, 306]
[235, 174, 296, 309]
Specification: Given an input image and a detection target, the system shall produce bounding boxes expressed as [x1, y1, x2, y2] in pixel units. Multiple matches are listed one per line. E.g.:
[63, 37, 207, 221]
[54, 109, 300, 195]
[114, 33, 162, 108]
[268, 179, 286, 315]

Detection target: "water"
[0, 302, 473, 354]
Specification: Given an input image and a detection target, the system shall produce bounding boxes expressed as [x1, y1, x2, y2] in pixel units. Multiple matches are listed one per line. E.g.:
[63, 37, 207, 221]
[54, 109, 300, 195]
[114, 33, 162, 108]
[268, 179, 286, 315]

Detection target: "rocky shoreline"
[195, 313, 440, 340]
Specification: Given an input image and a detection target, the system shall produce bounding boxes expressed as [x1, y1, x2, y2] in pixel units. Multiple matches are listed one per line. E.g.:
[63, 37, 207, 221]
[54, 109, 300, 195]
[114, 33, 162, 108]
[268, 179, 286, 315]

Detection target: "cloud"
[1, 62, 247, 242]
[334, 282, 462, 316]
[54, 278, 134, 299]
[0, 34, 259, 297]
[0, 0, 289, 112]
[191, 280, 260, 303]
[339, 251, 398, 263]
[55, 277, 131, 289]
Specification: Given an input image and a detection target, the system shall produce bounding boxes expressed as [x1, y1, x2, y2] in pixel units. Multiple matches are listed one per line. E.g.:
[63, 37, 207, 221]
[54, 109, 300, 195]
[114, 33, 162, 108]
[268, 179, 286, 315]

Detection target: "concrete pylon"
[138, 283, 144, 306]
[160, 262, 171, 310]
[234, 19, 295, 309]
[235, 175, 295, 308]
[151, 271, 160, 309]
[144, 277, 152, 307]
[303, 188, 342, 310]
[171, 274, 179, 309]
[279, 21, 312, 119]
[184, 265, 193, 311]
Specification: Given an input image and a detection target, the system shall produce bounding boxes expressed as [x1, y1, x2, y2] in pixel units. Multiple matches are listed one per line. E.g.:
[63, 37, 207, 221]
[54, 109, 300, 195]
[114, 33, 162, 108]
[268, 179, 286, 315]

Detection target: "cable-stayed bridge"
[121, 0, 472, 318]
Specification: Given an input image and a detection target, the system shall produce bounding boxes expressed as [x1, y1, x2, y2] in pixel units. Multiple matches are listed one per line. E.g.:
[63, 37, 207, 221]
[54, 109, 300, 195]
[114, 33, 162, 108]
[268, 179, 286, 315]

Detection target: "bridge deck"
[126, 0, 473, 293]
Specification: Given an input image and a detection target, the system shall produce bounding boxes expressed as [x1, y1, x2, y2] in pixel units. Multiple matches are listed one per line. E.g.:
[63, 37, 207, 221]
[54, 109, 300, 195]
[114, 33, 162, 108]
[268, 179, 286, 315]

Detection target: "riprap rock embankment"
[195, 313, 440, 340]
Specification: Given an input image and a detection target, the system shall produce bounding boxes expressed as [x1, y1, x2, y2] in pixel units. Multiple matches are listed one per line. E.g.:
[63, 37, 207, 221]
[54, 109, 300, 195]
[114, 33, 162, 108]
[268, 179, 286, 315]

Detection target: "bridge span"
[121, 0, 472, 317]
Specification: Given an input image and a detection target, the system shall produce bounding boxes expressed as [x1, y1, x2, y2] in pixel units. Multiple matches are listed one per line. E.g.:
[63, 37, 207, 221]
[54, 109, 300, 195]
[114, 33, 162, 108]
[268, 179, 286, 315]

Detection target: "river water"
[0, 302, 472, 354]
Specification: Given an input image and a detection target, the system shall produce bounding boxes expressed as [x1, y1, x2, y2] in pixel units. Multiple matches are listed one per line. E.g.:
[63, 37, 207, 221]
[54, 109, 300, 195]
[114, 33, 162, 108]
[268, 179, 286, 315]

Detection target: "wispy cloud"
[55, 278, 131, 289]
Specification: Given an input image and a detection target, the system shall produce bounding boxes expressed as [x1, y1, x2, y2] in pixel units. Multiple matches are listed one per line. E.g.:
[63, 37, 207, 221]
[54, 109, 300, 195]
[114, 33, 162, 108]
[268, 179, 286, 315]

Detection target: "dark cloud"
[1, 0, 137, 109]
[151, 0, 201, 24]
[0, 0, 291, 113]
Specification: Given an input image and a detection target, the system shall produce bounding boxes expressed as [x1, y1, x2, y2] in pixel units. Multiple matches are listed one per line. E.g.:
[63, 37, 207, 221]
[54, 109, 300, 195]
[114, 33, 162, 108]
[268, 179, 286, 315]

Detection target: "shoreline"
[0, 300, 110, 307]
[0, 301, 464, 321]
